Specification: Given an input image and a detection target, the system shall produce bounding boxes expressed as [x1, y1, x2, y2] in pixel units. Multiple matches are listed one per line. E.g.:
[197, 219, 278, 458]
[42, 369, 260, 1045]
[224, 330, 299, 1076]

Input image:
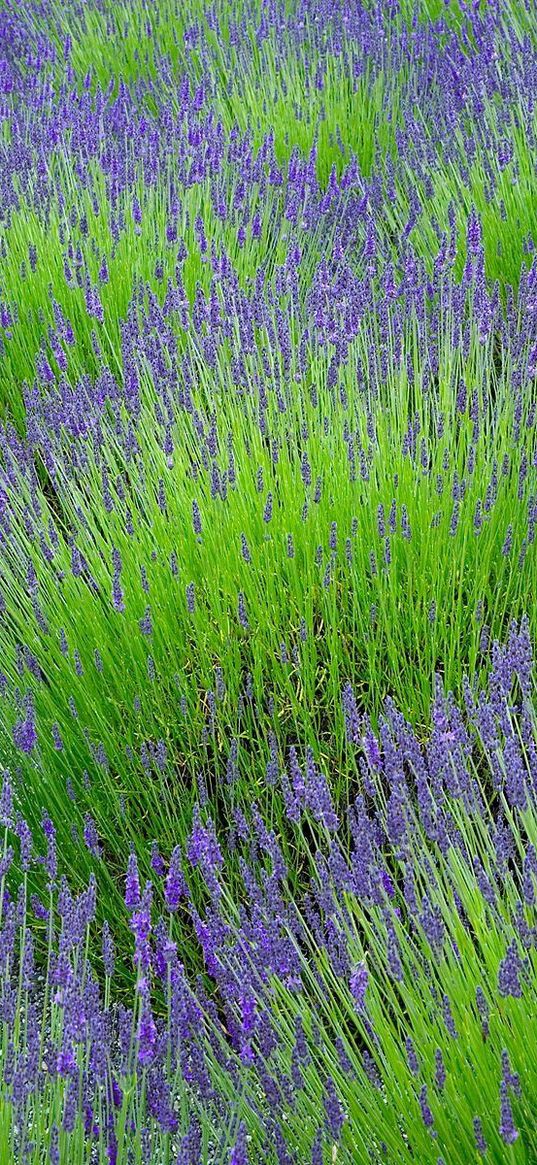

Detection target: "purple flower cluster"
[0, 0, 535, 917]
[0, 0, 537, 1160]
[0, 624, 534, 1159]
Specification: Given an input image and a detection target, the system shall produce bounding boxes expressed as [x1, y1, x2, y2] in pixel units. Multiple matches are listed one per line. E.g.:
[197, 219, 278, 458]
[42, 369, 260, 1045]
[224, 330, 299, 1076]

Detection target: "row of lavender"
[0, 48, 536, 917]
[2, 207, 537, 939]
[1, 622, 537, 1162]
[1, 0, 537, 1160]
[1, 0, 536, 403]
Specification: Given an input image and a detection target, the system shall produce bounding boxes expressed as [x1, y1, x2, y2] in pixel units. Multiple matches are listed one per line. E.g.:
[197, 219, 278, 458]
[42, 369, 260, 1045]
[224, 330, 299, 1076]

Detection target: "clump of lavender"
[1, 0, 537, 1161]
[0, 628, 536, 1160]
[2, 97, 537, 931]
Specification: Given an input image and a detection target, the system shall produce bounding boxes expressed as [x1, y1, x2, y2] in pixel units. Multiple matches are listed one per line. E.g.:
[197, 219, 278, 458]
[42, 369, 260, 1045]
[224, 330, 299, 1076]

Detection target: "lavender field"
[1, 0, 537, 1160]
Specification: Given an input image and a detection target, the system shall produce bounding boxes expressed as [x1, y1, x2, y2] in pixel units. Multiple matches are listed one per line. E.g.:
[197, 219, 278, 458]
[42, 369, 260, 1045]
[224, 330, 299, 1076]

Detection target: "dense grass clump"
[0, 0, 537, 1160]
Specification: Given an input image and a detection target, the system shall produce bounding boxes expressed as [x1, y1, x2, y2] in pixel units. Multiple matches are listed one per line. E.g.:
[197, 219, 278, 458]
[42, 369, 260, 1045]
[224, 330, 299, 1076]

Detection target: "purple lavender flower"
[111, 1079, 123, 1108]
[304, 747, 338, 830]
[502, 525, 513, 556]
[83, 814, 101, 857]
[102, 921, 115, 978]
[56, 1039, 77, 1077]
[150, 841, 165, 877]
[442, 994, 458, 1039]
[499, 1081, 519, 1144]
[386, 920, 404, 981]
[349, 961, 368, 1011]
[138, 1001, 157, 1066]
[498, 943, 523, 998]
[473, 1117, 487, 1155]
[238, 592, 249, 630]
[379, 869, 395, 898]
[405, 1036, 420, 1076]
[49, 1124, 60, 1165]
[419, 896, 445, 954]
[139, 607, 153, 636]
[434, 1048, 446, 1091]
[31, 894, 49, 921]
[192, 499, 202, 536]
[187, 805, 223, 878]
[401, 505, 412, 540]
[323, 1076, 345, 1141]
[165, 846, 187, 911]
[13, 716, 37, 754]
[362, 725, 382, 770]
[229, 1123, 248, 1165]
[501, 1049, 521, 1097]
[311, 1129, 323, 1165]
[342, 683, 360, 745]
[15, 815, 32, 871]
[111, 547, 125, 613]
[125, 852, 141, 911]
[0, 771, 13, 828]
[467, 207, 482, 255]
[419, 1084, 435, 1130]
[503, 735, 527, 810]
[131, 881, 153, 972]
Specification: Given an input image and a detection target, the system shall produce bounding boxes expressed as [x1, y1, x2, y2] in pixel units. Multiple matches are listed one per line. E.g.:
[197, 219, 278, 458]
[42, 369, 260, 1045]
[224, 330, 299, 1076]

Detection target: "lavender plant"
[0, 624, 537, 1161]
[1, 0, 537, 1160]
